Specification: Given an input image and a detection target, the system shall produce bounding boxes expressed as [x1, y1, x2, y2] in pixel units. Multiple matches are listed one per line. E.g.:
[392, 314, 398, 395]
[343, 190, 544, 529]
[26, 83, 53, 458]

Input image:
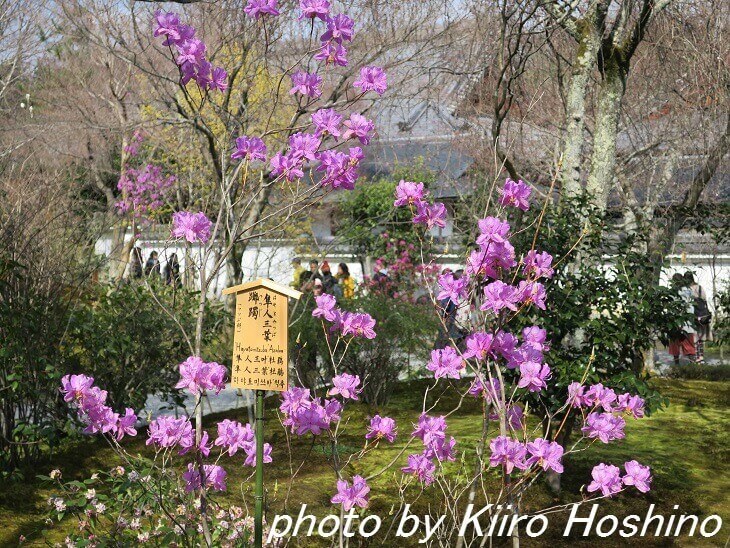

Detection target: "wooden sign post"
[222, 279, 301, 548]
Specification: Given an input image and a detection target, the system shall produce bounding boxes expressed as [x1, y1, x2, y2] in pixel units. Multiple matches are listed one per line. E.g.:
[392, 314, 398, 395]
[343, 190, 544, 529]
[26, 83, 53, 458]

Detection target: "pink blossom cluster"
[215, 419, 272, 467]
[175, 356, 227, 395]
[401, 414, 456, 485]
[489, 435, 564, 474]
[171, 211, 213, 244]
[123, 129, 145, 158]
[279, 386, 343, 436]
[568, 382, 646, 419]
[312, 294, 377, 339]
[115, 164, 175, 219]
[587, 460, 652, 497]
[60, 375, 137, 441]
[153, 11, 228, 91]
[330, 475, 370, 511]
[393, 180, 447, 229]
[498, 178, 531, 211]
[365, 415, 397, 443]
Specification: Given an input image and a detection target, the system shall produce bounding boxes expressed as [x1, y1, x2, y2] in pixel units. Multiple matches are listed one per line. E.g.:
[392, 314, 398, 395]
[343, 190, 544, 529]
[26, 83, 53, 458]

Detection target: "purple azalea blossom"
[60, 374, 95, 403]
[231, 136, 267, 162]
[366, 415, 397, 443]
[401, 453, 436, 485]
[146, 416, 194, 449]
[175, 356, 227, 394]
[523, 250, 554, 279]
[585, 383, 618, 412]
[288, 132, 322, 162]
[582, 412, 626, 443]
[244, 0, 280, 18]
[299, 0, 330, 20]
[154, 11, 184, 46]
[353, 66, 387, 95]
[176, 39, 206, 67]
[394, 180, 427, 207]
[426, 436, 457, 462]
[183, 463, 227, 492]
[587, 463, 623, 497]
[412, 414, 447, 448]
[498, 178, 531, 211]
[331, 475, 370, 510]
[311, 108, 343, 138]
[116, 408, 138, 440]
[517, 360, 551, 392]
[525, 438, 564, 473]
[171, 211, 212, 243]
[622, 460, 652, 493]
[477, 217, 511, 246]
[567, 382, 592, 408]
[341, 311, 376, 339]
[426, 346, 464, 380]
[243, 441, 273, 467]
[315, 41, 348, 66]
[341, 113, 375, 145]
[437, 272, 469, 304]
[489, 436, 528, 474]
[616, 393, 645, 419]
[463, 332, 495, 361]
[328, 373, 362, 400]
[321, 14, 354, 43]
[289, 70, 322, 98]
[312, 293, 338, 322]
[517, 281, 547, 310]
[481, 280, 520, 313]
[412, 201, 447, 229]
[270, 152, 304, 182]
[214, 419, 254, 456]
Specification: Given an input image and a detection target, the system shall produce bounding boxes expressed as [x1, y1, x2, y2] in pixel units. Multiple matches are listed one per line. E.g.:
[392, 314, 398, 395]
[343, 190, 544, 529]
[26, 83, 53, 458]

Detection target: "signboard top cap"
[222, 278, 302, 300]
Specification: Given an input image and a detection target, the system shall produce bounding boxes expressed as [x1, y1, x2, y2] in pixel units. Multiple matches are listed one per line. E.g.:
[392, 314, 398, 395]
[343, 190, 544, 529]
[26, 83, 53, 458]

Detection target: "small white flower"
[130, 518, 141, 530]
[85, 489, 96, 500]
[137, 532, 150, 542]
[54, 498, 66, 512]
[94, 502, 106, 514]
[50, 469, 62, 479]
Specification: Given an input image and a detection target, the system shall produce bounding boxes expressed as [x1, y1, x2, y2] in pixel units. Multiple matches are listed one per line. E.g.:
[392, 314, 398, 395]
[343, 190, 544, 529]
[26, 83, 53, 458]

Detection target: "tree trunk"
[586, 56, 625, 210]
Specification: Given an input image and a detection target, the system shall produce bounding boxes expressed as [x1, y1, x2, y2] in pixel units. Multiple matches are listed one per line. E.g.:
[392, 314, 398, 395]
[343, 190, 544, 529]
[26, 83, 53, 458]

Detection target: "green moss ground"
[1, 378, 728, 546]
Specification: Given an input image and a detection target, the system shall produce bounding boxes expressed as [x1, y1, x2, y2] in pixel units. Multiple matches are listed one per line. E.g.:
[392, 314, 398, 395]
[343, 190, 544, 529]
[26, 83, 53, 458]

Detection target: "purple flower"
[312, 294, 338, 322]
[60, 374, 95, 403]
[321, 14, 354, 43]
[315, 41, 348, 66]
[231, 136, 267, 162]
[116, 408, 138, 441]
[517, 281, 547, 310]
[289, 132, 321, 162]
[437, 273, 469, 304]
[622, 460, 652, 493]
[616, 393, 645, 419]
[493, 331, 519, 362]
[468, 376, 500, 403]
[175, 356, 227, 394]
[171, 211, 212, 243]
[463, 332, 495, 361]
[153, 11, 184, 46]
[328, 373, 362, 400]
[209, 67, 228, 91]
[412, 414, 447, 448]
[341, 312, 376, 339]
[506, 404, 524, 431]
[499, 178, 531, 211]
[413, 201, 447, 229]
[342, 113, 375, 145]
[587, 463, 622, 498]
[394, 180, 427, 207]
[426, 347, 464, 380]
[244, 441, 273, 467]
[567, 382, 591, 408]
[311, 108, 342, 138]
[300, 0, 330, 20]
[366, 415, 397, 443]
[289, 70, 322, 98]
[270, 152, 304, 182]
[489, 436, 527, 474]
[401, 453, 436, 485]
[426, 436, 457, 462]
[585, 383, 617, 412]
[146, 416, 194, 449]
[517, 361, 550, 393]
[476, 217, 510, 246]
[214, 419, 254, 456]
[183, 463, 227, 492]
[244, 0, 280, 18]
[316, 148, 362, 189]
[176, 39, 206, 67]
[523, 250, 554, 279]
[323, 398, 342, 423]
[353, 66, 387, 95]
[525, 438, 564, 473]
[280, 386, 311, 417]
[581, 412, 626, 444]
[331, 475, 369, 510]
[522, 326, 549, 350]
[293, 403, 329, 435]
[481, 280, 520, 313]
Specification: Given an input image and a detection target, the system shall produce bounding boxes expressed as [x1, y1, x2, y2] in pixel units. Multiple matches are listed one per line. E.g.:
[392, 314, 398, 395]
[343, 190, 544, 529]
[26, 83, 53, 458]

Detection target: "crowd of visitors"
[290, 258, 356, 299]
[129, 246, 182, 287]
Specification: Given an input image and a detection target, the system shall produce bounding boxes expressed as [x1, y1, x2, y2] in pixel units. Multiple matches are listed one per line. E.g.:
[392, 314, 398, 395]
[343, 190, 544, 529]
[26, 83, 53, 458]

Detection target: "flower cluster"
[330, 475, 370, 511]
[569, 382, 645, 419]
[279, 386, 343, 436]
[312, 294, 377, 339]
[365, 415, 397, 443]
[393, 179, 447, 229]
[175, 356, 227, 395]
[215, 419, 272, 467]
[401, 414, 456, 485]
[60, 375, 137, 441]
[171, 211, 213, 244]
[587, 460, 652, 497]
[116, 164, 175, 219]
[153, 11, 228, 91]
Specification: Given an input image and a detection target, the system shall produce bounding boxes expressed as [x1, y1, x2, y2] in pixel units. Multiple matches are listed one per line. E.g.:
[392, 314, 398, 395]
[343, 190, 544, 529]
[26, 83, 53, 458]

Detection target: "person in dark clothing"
[164, 253, 182, 288]
[145, 251, 161, 278]
[130, 247, 143, 279]
[320, 261, 339, 295]
[301, 260, 322, 293]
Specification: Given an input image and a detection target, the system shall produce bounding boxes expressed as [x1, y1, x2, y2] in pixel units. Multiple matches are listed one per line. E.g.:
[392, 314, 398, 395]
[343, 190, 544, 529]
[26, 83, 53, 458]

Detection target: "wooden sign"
[222, 279, 301, 392]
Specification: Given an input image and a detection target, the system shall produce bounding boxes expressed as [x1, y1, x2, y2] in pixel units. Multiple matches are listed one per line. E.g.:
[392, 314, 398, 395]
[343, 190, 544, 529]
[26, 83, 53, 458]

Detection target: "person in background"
[130, 246, 143, 279]
[290, 258, 305, 289]
[145, 250, 161, 278]
[312, 278, 324, 297]
[668, 273, 696, 365]
[320, 261, 338, 295]
[164, 253, 182, 288]
[301, 260, 322, 293]
[685, 271, 712, 364]
[337, 263, 355, 299]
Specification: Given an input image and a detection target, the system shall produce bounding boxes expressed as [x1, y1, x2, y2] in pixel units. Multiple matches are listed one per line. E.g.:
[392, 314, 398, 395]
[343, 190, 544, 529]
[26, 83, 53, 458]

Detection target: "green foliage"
[63, 282, 227, 411]
[666, 363, 730, 381]
[290, 292, 437, 406]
